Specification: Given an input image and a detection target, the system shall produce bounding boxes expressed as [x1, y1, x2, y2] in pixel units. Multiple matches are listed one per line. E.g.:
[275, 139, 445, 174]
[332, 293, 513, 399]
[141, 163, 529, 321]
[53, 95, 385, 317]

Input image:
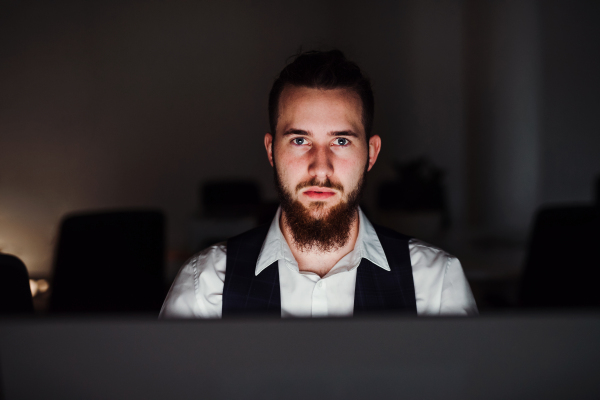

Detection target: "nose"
[307, 145, 334, 181]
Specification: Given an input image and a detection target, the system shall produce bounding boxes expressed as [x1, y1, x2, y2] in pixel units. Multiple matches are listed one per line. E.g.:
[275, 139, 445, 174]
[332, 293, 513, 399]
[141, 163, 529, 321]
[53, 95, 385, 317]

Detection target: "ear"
[264, 133, 274, 167]
[367, 134, 381, 172]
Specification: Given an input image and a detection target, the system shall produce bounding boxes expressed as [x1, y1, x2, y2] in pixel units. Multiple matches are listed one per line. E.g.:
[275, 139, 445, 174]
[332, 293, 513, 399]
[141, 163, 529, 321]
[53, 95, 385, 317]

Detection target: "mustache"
[295, 177, 344, 193]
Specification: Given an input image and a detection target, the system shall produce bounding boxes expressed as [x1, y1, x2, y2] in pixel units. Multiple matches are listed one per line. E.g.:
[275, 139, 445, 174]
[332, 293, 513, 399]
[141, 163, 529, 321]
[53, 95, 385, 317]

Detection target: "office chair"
[49, 210, 166, 314]
[519, 205, 600, 308]
[0, 253, 34, 314]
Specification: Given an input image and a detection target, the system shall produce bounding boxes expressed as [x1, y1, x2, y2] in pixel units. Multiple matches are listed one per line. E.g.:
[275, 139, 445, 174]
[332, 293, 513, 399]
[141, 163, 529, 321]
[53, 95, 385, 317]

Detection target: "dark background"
[0, 0, 598, 307]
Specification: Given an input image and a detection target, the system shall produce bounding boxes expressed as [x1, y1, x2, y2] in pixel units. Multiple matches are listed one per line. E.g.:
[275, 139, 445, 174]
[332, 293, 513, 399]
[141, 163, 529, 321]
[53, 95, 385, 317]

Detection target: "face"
[264, 85, 381, 221]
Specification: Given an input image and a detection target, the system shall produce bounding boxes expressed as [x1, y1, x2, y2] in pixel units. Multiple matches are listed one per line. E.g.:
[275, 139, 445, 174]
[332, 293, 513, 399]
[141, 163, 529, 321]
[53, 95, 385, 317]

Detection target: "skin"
[264, 85, 381, 277]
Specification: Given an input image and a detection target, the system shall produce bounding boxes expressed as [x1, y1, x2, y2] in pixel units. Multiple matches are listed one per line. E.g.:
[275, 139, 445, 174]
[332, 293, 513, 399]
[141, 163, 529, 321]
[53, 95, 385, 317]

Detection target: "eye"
[334, 137, 350, 146]
[292, 137, 307, 146]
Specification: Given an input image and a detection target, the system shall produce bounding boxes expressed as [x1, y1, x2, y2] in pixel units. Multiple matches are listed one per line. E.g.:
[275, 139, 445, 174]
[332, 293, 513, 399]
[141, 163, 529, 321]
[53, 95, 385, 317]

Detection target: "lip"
[301, 187, 337, 200]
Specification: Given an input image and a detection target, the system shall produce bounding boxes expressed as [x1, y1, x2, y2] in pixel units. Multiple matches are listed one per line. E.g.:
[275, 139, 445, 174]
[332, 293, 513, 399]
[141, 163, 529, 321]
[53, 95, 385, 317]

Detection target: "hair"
[268, 49, 374, 140]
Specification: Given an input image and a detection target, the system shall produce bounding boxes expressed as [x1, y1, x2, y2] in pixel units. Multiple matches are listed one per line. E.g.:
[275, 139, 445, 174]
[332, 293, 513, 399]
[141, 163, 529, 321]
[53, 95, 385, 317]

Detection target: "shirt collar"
[255, 206, 390, 276]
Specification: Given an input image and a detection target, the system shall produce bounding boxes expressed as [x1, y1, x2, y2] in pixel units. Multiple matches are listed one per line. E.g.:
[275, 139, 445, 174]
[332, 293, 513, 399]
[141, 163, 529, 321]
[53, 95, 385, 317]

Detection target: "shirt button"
[318, 281, 323, 287]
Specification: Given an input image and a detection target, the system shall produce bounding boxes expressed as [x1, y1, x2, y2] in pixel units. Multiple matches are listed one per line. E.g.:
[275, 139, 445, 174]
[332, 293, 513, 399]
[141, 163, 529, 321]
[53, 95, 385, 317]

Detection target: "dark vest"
[222, 223, 416, 317]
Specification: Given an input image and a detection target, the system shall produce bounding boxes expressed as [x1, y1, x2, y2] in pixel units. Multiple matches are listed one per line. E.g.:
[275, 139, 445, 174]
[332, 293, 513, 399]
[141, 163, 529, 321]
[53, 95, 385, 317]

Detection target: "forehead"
[277, 85, 365, 137]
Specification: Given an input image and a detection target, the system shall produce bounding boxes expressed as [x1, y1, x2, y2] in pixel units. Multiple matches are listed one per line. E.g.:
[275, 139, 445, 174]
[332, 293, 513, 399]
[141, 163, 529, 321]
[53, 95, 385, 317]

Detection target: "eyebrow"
[282, 129, 360, 138]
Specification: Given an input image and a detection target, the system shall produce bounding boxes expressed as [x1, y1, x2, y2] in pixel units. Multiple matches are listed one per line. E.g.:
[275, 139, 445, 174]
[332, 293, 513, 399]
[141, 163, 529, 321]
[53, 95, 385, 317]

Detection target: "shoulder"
[371, 222, 453, 269]
[407, 238, 456, 292]
[195, 241, 228, 264]
[407, 238, 478, 316]
[159, 242, 227, 319]
[186, 241, 228, 282]
[408, 238, 456, 271]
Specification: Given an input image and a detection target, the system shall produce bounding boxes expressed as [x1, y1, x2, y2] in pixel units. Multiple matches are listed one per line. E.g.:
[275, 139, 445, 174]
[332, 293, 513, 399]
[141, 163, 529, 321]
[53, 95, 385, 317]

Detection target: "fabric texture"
[354, 224, 416, 315]
[222, 224, 280, 316]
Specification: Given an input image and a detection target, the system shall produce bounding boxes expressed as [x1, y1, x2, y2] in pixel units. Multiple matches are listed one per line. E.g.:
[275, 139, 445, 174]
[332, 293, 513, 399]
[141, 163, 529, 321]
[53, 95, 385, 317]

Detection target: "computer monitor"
[1, 314, 598, 399]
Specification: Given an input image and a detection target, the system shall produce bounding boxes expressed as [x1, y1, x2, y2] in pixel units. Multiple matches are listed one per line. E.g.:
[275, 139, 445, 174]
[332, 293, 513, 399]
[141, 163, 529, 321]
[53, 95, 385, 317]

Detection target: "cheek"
[335, 153, 367, 181]
[274, 148, 307, 183]
[276, 143, 309, 168]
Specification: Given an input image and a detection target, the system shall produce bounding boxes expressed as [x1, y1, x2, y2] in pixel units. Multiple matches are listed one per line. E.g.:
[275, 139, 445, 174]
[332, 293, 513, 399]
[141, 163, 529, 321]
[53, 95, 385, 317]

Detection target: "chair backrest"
[0, 253, 34, 314]
[49, 210, 166, 314]
[520, 205, 600, 308]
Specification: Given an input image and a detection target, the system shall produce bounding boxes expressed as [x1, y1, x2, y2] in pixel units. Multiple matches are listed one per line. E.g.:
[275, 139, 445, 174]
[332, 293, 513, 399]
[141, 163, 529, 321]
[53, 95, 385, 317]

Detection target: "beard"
[274, 163, 367, 253]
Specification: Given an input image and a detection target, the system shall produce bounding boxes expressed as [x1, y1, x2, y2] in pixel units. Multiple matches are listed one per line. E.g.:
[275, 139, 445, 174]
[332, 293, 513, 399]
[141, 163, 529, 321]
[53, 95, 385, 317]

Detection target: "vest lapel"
[354, 224, 417, 315]
[222, 224, 281, 317]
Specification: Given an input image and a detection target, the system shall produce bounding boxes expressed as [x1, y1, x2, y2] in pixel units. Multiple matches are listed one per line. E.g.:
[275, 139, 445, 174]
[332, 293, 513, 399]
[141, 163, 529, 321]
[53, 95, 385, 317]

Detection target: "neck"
[280, 208, 360, 278]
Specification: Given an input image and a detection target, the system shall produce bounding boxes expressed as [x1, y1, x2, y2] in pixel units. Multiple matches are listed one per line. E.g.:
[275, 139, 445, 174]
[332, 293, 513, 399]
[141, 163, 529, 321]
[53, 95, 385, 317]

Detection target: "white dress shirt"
[160, 208, 478, 318]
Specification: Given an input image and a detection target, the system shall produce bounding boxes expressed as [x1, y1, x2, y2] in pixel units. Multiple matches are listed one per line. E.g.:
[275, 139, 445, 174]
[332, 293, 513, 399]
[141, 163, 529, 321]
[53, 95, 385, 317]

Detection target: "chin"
[306, 201, 337, 219]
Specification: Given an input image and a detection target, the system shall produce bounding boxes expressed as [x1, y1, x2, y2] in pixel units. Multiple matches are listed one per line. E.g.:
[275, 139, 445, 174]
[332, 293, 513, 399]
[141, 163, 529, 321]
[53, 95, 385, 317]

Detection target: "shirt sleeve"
[409, 239, 478, 316]
[440, 256, 478, 316]
[158, 243, 227, 319]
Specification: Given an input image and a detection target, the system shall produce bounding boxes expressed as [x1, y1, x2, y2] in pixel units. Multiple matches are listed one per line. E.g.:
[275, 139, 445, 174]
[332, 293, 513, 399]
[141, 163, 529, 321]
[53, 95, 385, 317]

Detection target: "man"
[160, 50, 477, 318]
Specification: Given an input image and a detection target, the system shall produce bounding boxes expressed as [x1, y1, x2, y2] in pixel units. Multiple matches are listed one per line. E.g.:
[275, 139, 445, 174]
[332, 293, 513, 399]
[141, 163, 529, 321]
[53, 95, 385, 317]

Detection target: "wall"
[0, 1, 336, 275]
[1, 0, 598, 278]
[465, 0, 541, 240]
[539, 0, 600, 205]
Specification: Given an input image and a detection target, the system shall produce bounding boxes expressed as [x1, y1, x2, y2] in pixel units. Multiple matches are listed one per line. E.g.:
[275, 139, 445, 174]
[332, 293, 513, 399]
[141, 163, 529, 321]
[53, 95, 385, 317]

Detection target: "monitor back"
[1, 314, 599, 400]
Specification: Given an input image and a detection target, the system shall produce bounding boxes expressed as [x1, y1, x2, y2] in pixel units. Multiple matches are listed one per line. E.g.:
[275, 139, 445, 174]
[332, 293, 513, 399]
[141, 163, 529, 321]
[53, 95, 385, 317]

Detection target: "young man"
[160, 50, 477, 318]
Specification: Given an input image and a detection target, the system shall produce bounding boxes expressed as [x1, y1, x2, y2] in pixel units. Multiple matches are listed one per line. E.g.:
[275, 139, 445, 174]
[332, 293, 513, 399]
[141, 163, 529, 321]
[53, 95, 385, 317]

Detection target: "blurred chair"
[0, 253, 34, 314]
[519, 205, 600, 308]
[596, 174, 600, 204]
[49, 210, 166, 314]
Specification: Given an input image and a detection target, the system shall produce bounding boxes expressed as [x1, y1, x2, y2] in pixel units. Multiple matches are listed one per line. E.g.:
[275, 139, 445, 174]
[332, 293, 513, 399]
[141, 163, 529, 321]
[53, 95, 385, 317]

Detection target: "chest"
[278, 262, 357, 317]
[222, 224, 417, 317]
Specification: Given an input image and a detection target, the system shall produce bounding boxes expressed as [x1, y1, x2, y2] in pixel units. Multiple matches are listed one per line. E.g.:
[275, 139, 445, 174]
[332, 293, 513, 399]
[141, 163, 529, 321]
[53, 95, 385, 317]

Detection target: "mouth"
[301, 187, 337, 200]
